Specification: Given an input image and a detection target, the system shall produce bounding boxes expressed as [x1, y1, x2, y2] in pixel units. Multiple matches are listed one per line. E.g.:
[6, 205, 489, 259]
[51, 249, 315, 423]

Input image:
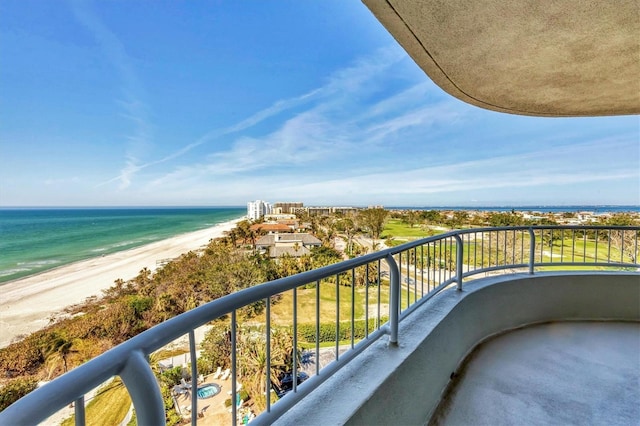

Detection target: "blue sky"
[1, 1, 638, 207]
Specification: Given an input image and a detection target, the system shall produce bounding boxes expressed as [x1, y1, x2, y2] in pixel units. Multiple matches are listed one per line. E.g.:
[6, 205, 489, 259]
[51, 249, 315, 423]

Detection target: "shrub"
[297, 317, 389, 343]
[0, 377, 38, 411]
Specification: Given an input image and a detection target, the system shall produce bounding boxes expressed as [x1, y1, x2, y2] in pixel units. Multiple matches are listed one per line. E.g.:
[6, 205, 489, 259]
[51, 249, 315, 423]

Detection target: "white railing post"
[528, 227, 535, 274]
[454, 234, 463, 291]
[385, 254, 400, 345]
[120, 351, 165, 426]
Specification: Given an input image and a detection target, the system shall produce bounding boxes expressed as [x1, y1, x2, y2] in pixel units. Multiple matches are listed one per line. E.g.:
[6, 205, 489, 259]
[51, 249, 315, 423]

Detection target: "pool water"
[197, 383, 221, 399]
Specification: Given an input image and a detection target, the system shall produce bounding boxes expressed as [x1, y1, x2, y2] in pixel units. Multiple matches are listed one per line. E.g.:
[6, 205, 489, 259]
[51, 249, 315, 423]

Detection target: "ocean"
[1, 205, 637, 285]
[0, 207, 246, 284]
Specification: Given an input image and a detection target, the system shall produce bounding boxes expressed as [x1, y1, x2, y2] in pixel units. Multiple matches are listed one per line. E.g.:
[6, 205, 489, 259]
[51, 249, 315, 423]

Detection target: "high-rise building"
[247, 200, 272, 220]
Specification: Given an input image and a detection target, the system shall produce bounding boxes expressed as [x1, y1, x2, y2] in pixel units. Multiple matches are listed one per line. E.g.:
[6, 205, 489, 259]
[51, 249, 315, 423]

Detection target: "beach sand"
[0, 218, 242, 348]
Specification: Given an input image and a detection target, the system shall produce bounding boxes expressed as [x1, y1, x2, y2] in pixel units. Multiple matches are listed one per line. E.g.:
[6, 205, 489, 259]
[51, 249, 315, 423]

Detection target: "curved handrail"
[1, 225, 638, 425]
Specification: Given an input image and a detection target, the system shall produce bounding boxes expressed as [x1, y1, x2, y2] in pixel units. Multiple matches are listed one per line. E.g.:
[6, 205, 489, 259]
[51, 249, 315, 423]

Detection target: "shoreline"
[0, 218, 243, 348]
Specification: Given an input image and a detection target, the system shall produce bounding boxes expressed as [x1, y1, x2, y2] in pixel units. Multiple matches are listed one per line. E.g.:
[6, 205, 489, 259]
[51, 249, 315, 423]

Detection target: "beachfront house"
[255, 233, 322, 258]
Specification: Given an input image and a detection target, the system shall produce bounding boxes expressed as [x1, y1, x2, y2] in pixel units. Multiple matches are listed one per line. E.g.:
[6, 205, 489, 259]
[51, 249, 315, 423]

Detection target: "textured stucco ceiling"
[363, 0, 640, 117]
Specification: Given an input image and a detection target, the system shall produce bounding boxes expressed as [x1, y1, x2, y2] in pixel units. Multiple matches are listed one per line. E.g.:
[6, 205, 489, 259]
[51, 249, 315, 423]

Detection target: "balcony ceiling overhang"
[362, 0, 640, 117]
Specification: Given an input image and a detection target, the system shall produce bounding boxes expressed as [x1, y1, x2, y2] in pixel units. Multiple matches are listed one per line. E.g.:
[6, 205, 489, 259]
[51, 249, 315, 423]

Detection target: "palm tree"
[44, 334, 76, 379]
[237, 327, 298, 412]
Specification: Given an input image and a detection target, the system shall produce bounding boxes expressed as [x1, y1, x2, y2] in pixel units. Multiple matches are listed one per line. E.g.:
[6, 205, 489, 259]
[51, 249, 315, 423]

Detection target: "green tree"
[235, 327, 299, 411]
[336, 216, 359, 257]
[201, 327, 232, 371]
[403, 210, 420, 228]
[358, 208, 389, 240]
[420, 210, 443, 224]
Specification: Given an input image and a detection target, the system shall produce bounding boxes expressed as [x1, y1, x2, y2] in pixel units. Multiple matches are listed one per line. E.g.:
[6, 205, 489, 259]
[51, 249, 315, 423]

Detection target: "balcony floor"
[431, 322, 640, 426]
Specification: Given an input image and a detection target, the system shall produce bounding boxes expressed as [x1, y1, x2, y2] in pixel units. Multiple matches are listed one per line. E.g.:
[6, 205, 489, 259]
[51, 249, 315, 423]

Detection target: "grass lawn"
[269, 278, 429, 330]
[61, 378, 131, 426]
[382, 219, 441, 240]
[271, 282, 391, 325]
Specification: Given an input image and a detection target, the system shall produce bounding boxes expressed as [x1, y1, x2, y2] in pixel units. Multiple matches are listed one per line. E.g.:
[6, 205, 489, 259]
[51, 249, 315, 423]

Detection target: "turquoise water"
[197, 383, 221, 399]
[0, 207, 245, 284]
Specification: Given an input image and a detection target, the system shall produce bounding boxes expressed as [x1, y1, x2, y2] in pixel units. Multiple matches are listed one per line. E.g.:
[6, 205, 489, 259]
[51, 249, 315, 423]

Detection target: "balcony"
[1, 226, 638, 425]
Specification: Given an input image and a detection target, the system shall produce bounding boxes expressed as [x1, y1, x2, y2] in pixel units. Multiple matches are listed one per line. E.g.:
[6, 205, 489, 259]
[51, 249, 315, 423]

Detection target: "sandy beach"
[0, 218, 242, 348]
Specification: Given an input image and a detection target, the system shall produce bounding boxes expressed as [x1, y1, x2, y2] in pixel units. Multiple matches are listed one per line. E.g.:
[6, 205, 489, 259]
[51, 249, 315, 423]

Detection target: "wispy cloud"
[99, 45, 409, 187]
[148, 46, 456, 187]
[44, 177, 80, 186]
[71, 0, 151, 189]
[268, 137, 640, 200]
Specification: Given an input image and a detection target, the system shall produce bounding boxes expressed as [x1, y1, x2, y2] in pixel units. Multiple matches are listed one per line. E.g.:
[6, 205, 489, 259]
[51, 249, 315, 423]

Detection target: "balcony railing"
[1, 225, 638, 425]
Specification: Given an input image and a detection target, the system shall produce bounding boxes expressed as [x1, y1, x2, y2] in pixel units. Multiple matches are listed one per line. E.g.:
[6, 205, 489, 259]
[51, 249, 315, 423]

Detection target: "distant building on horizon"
[273, 202, 304, 214]
[247, 200, 272, 220]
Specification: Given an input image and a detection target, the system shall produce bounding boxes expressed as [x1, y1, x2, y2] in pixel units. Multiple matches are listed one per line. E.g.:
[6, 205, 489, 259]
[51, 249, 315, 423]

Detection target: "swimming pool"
[197, 383, 221, 399]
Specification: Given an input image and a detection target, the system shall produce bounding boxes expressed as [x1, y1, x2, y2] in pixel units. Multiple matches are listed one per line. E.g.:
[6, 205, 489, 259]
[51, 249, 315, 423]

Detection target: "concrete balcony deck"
[275, 272, 640, 425]
[431, 321, 640, 426]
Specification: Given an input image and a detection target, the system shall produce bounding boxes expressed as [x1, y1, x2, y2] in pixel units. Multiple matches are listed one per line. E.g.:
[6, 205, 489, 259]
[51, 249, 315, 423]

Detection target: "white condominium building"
[247, 200, 272, 220]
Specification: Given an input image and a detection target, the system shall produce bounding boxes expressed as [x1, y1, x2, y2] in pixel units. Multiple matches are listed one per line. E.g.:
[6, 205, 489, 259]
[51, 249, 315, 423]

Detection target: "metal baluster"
[438, 240, 442, 285]
[427, 243, 431, 292]
[503, 229, 507, 267]
[386, 254, 400, 346]
[189, 330, 198, 424]
[475, 232, 479, 272]
[335, 274, 339, 361]
[540, 229, 544, 263]
[365, 264, 369, 338]
[481, 231, 485, 271]
[231, 311, 237, 426]
[466, 234, 471, 274]
[293, 288, 298, 394]
[377, 260, 381, 329]
[488, 231, 492, 268]
[315, 280, 320, 376]
[520, 230, 524, 265]
[351, 268, 355, 349]
[413, 247, 417, 303]
[420, 245, 425, 297]
[266, 297, 271, 413]
[406, 249, 410, 308]
[74, 396, 85, 426]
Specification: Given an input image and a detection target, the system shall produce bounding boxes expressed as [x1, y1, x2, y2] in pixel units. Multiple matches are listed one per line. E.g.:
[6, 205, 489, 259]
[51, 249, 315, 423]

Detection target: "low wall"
[274, 272, 640, 425]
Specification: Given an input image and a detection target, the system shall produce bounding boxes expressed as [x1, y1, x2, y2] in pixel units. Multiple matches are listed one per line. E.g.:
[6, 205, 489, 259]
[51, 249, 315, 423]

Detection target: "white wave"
[0, 267, 32, 277]
[16, 259, 61, 267]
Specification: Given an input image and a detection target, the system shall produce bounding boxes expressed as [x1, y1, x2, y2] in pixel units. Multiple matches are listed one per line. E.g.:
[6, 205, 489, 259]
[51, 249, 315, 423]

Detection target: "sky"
[1, 1, 638, 208]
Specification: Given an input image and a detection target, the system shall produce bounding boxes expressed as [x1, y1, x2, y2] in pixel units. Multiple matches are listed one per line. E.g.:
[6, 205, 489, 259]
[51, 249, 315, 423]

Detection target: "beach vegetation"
[0, 377, 37, 411]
